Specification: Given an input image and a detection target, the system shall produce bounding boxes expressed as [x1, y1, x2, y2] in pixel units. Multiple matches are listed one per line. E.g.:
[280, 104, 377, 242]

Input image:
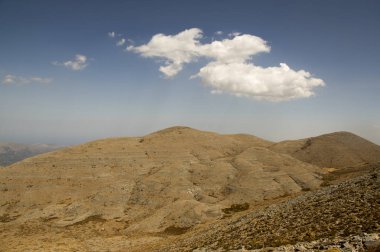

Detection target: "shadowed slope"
[153, 167, 380, 251]
[270, 131, 380, 169]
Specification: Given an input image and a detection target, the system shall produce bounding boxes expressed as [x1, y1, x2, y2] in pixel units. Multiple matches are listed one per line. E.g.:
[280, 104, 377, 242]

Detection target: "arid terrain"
[0, 127, 379, 251]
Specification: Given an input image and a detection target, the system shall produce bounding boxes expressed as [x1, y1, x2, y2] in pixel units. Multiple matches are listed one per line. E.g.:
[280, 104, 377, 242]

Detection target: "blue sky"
[1, 0, 380, 145]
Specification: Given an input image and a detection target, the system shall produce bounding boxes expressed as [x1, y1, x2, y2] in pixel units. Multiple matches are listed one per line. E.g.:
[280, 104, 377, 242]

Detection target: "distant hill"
[0, 127, 379, 251]
[0, 142, 61, 166]
[270, 131, 380, 169]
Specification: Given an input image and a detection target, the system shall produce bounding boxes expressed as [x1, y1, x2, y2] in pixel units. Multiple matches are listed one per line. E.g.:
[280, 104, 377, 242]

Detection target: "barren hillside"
[152, 167, 380, 251]
[0, 127, 321, 233]
[0, 127, 379, 251]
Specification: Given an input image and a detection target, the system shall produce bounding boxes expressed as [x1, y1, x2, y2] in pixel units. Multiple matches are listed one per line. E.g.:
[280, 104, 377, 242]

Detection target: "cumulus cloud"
[127, 28, 325, 101]
[2, 74, 52, 85]
[196, 62, 324, 101]
[127, 28, 269, 76]
[108, 31, 116, 38]
[116, 38, 126, 46]
[127, 28, 203, 77]
[53, 54, 88, 71]
[199, 34, 270, 63]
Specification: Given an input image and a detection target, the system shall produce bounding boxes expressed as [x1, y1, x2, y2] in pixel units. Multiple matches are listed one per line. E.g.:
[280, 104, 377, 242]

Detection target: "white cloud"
[116, 38, 126, 46]
[127, 28, 269, 76]
[2, 74, 19, 84]
[127, 28, 203, 77]
[127, 28, 325, 101]
[199, 34, 270, 63]
[109, 32, 133, 48]
[196, 62, 325, 101]
[2, 74, 52, 85]
[215, 31, 223, 35]
[53, 54, 88, 71]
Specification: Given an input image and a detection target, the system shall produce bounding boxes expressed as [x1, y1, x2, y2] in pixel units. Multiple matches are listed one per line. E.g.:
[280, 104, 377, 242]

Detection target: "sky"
[1, 0, 380, 145]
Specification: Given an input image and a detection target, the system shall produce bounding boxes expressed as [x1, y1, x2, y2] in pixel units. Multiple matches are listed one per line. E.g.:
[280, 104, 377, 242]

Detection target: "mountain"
[0, 127, 321, 231]
[270, 131, 380, 169]
[0, 142, 61, 166]
[0, 127, 379, 251]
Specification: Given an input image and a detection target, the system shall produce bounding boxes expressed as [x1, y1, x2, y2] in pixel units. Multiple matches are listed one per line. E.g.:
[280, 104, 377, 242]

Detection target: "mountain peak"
[149, 126, 196, 135]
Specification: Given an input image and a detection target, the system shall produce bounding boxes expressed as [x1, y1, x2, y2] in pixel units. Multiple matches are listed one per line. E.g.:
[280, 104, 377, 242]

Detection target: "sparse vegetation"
[0, 127, 379, 251]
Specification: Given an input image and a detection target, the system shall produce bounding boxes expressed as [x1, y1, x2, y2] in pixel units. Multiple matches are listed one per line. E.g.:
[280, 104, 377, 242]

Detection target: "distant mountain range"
[0, 142, 61, 166]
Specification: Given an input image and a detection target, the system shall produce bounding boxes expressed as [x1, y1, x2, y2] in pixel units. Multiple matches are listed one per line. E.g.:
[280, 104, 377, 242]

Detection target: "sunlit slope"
[0, 126, 321, 233]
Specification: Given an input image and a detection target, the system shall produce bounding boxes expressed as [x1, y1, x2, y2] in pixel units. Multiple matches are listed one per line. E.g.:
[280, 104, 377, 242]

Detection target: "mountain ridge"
[1, 126, 379, 251]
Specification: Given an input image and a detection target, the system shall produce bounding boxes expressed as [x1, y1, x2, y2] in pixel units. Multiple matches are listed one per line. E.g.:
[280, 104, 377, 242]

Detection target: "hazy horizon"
[0, 125, 379, 147]
[1, 0, 380, 145]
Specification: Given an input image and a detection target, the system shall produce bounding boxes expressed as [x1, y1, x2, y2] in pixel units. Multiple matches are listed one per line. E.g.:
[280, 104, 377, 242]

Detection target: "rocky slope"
[239, 233, 380, 252]
[0, 142, 60, 166]
[153, 167, 380, 251]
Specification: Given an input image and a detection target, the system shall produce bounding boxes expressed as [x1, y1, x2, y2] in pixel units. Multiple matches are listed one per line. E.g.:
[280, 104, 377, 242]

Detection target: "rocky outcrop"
[241, 233, 380, 252]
